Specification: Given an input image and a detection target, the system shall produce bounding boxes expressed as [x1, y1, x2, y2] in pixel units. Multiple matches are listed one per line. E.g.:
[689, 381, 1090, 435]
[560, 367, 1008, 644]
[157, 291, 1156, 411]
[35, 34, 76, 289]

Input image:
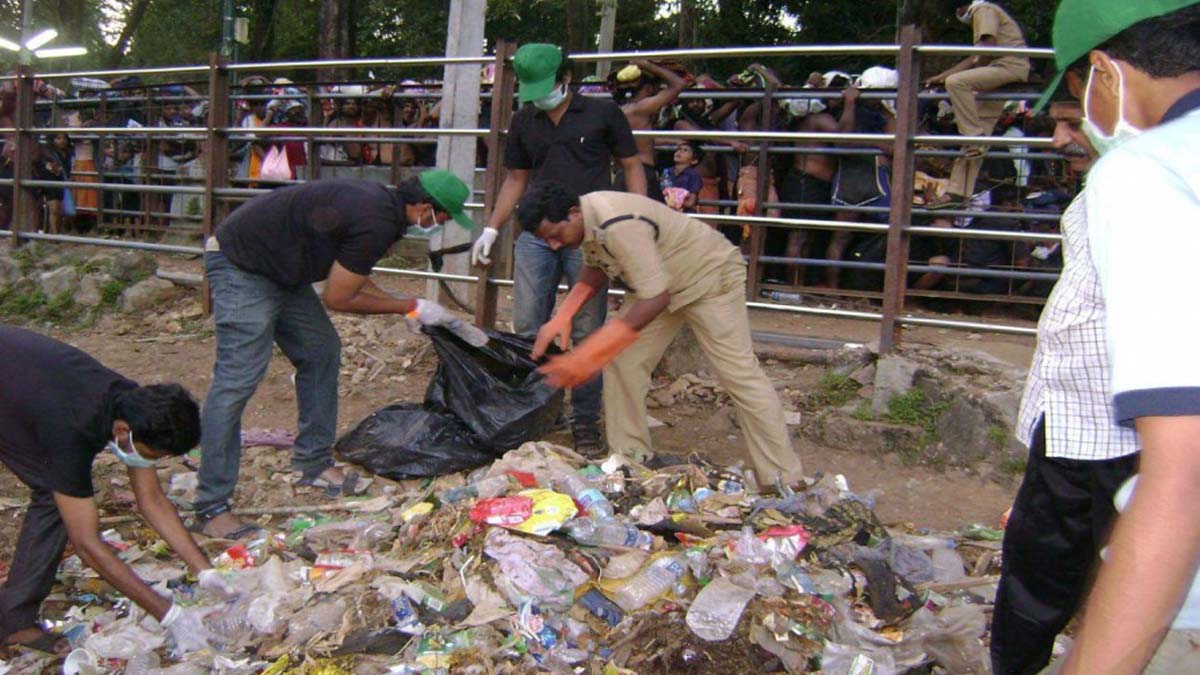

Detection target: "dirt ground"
[0, 247, 1028, 545]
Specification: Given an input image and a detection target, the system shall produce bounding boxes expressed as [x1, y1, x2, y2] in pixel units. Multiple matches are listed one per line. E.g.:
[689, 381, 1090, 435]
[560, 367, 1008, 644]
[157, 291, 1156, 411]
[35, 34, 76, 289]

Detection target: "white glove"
[161, 603, 215, 656]
[197, 568, 237, 599]
[471, 227, 499, 267]
[407, 298, 453, 327]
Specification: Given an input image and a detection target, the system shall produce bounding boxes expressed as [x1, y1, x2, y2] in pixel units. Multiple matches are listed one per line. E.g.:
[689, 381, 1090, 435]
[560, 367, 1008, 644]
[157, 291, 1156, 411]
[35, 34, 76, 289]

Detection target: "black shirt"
[504, 94, 638, 195]
[0, 326, 136, 497]
[216, 178, 409, 287]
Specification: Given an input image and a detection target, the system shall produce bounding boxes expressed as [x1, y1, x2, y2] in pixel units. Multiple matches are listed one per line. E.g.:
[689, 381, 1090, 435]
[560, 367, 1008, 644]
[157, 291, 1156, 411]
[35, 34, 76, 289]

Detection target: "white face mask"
[109, 429, 157, 469]
[533, 84, 568, 111]
[1081, 63, 1142, 156]
[412, 206, 441, 234]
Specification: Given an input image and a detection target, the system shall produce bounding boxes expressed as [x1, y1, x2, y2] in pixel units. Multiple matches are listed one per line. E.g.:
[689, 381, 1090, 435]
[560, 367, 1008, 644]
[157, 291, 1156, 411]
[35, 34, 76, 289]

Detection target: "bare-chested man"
[612, 59, 687, 203]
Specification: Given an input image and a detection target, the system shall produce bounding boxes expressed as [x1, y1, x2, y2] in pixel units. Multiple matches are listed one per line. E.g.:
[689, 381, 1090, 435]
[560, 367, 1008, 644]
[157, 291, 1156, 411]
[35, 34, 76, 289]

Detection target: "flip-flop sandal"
[187, 504, 262, 540]
[294, 470, 363, 498]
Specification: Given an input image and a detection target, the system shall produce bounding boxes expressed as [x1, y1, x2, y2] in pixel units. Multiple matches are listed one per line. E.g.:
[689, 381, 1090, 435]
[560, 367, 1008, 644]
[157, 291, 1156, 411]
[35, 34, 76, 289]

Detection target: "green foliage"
[101, 279, 127, 306]
[884, 388, 949, 436]
[1002, 456, 1027, 476]
[851, 403, 874, 422]
[986, 425, 1009, 449]
[44, 291, 77, 321]
[0, 287, 48, 317]
[11, 246, 40, 275]
[811, 371, 862, 408]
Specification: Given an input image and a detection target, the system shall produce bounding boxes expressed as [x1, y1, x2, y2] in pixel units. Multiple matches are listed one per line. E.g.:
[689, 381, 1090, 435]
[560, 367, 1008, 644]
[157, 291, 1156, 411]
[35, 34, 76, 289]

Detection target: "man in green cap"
[472, 43, 645, 455]
[1010, 2, 1200, 674]
[194, 172, 481, 538]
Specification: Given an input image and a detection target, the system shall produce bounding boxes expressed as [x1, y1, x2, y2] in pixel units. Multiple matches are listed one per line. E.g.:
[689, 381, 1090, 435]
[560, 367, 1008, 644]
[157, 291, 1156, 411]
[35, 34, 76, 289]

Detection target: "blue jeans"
[195, 252, 341, 515]
[512, 231, 605, 425]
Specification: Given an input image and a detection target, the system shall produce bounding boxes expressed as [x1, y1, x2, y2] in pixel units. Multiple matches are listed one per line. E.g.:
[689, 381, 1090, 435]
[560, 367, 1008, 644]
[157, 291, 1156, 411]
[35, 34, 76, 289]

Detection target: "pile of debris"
[9, 440, 1005, 675]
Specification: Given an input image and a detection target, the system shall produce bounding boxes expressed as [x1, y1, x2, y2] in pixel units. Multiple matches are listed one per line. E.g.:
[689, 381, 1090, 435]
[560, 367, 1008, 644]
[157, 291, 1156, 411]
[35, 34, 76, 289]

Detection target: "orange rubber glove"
[531, 280, 598, 360]
[538, 319, 638, 389]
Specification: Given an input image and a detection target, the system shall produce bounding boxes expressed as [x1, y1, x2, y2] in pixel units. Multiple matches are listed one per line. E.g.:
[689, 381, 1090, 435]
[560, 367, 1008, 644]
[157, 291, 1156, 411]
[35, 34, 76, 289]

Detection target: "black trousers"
[0, 487, 69, 641]
[990, 417, 1139, 675]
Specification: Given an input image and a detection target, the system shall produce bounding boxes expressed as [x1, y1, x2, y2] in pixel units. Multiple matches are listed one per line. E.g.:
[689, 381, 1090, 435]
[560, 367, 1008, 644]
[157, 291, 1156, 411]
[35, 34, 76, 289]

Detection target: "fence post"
[202, 53, 231, 315]
[10, 66, 36, 249]
[879, 25, 922, 352]
[474, 40, 516, 329]
[745, 80, 776, 302]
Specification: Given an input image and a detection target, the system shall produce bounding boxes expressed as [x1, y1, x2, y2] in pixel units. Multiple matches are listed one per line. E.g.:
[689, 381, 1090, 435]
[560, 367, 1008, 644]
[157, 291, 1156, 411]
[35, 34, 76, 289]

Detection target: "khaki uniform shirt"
[579, 191, 744, 312]
[972, 2, 1029, 74]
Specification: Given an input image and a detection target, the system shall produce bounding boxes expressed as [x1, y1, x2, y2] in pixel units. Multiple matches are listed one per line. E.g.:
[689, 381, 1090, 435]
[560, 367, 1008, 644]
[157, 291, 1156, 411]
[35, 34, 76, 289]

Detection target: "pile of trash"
[14, 438, 1006, 675]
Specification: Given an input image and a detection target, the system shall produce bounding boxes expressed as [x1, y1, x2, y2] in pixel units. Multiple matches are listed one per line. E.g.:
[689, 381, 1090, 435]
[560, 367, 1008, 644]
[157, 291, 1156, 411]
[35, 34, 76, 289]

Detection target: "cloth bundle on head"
[782, 85, 827, 120]
[856, 66, 899, 116]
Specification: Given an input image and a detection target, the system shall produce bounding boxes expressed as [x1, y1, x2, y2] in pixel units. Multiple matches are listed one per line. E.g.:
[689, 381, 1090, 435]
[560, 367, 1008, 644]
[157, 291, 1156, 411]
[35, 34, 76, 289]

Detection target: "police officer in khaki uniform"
[925, 0, 1030, 203]
[516, 181, 804, 486]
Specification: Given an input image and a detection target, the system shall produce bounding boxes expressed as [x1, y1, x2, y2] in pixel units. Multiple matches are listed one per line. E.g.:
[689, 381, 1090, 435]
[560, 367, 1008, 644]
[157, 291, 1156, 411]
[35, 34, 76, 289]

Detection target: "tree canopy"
[0, 1, 1056, 83]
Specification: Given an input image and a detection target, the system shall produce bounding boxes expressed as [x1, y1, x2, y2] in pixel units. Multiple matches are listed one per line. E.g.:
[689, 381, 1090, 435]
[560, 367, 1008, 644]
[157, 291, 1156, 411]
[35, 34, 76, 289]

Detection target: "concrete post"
[595, 0, 618, 79]
[427, 0, 486, 305]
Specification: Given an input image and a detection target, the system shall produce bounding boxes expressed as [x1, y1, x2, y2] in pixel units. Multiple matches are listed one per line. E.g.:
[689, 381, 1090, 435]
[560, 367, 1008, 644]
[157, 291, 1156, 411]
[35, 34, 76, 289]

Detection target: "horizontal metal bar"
[575, 45, 901, 61]
[1, 230, 203, 254]
[638, 128, 894, 144]
[33, 65, 211, 79]
[897, 314, 1036, 335]
[907, 224, 1063, 242]
[226, 56, 492, 72]
[219, 126, 488, 137]
[912, 134, 1056, 148]
[20, 179, 206, 195]
[372, 266, 478, 283]
[34, 126, 205, 135]
[906, 262, 1059, 281]
[746, 300, 883, 320]
[916, 45, 1055, 58]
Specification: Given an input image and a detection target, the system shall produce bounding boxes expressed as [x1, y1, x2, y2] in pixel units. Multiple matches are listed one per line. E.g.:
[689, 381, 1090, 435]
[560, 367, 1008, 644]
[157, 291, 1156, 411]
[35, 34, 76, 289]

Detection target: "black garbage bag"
[423, 326, 564, 450]
[334, 403, 494, 479]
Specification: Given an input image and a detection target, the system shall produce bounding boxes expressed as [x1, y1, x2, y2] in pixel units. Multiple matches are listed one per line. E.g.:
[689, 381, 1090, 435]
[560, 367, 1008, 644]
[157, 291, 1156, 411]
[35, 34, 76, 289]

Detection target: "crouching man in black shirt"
[195, 171, 475, 539]
[0, 326, 226, 656]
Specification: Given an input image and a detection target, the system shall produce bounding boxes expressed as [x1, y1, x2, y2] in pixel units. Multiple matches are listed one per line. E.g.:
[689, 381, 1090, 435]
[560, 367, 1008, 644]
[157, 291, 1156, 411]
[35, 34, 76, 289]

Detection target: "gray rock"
[871, 354, 920, 415]
[38, 267, 80, 298]
[654, 326, 710, 379]
[0, 254, 18, 287]
[77, 272, 114, 307]
[849, 362, 877, 387]
[119, 277, 176, 312]
[934, 396, 993, 465]
[109, 250, 157, 282]
[808, 411, 925, 458]
[981, 388, 1021, 429]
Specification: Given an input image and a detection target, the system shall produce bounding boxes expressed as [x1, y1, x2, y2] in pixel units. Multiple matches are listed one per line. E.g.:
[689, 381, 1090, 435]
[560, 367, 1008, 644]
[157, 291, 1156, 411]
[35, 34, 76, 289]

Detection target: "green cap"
[417, 169, 474, 230]
[514, 43, 563, 104]
[1034, 0, 1199, 112]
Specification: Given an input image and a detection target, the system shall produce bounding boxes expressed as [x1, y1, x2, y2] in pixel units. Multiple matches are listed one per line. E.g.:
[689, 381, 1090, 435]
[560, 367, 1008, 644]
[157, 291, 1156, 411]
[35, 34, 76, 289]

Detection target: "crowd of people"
[0, 0, 1076, 310]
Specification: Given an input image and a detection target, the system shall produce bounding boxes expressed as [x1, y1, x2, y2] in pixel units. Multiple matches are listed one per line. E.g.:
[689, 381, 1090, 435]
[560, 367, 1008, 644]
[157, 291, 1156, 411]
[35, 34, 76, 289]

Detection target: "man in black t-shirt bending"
[0, 326, 222, 655]
[195, 172, 475, 539]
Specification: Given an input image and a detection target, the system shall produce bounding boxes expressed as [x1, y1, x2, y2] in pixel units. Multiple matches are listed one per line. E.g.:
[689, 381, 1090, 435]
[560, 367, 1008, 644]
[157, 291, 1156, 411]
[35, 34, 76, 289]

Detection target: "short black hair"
[556, 46, 573, 84]
[516, 180, 579, 232]
[113, 384, 200, 456]
[395, 176, 440, 210]
[680, 139, 705, 161]
[1087, 5, 1200, 78]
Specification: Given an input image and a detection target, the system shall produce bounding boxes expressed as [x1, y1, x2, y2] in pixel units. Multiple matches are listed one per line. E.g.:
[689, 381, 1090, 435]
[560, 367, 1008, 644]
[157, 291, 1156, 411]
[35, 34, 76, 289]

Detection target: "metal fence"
[0, 31, 1067, 349]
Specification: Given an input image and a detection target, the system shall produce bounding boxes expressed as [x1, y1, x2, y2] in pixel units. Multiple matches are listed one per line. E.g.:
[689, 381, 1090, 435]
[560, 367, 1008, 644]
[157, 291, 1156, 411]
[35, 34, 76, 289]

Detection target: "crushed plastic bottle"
[553, 471, 615, 520]
[686, 575, 757, 641]
[563, 518, 653, 551]
[124, 651, 161, 675]
[203, 600, 253, 644]
[611, 554, 688, 612]
[441, 474, 514, 504]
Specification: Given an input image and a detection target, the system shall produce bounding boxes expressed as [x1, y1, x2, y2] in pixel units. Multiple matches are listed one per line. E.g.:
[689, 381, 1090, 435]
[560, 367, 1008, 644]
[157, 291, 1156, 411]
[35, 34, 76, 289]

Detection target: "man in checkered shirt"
[989, 79, 1139, 675]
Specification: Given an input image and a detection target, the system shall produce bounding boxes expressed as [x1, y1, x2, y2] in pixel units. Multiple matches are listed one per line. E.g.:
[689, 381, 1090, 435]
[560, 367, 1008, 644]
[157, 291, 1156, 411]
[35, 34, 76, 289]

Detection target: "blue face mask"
[533, 85, 568, 111]
[109, 430, 158, 469]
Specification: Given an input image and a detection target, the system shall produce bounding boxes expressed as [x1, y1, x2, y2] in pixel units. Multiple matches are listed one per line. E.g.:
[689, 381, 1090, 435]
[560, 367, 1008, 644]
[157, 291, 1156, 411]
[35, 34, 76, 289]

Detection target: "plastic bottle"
[203, 601, 253, 643]
[124, 652, 161, 675]
[931, 546, 966, 583]
[553, 471, 615, 520]
[441, 474, 514, 504]
[611, 554, 687, 612]
[564, 518, 653, 551]
[686, 576, 757, 641]
[760, 289, 803, 304]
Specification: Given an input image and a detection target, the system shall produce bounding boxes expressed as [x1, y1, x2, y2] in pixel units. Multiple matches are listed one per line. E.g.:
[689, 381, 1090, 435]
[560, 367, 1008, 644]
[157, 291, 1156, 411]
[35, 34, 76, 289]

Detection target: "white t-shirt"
[1089, 96, 1200, 631]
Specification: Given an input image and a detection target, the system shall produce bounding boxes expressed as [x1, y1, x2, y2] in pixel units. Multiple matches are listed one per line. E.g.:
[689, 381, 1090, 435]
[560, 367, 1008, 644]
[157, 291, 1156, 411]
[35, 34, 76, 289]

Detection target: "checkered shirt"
[1015, 193, 1140, 460]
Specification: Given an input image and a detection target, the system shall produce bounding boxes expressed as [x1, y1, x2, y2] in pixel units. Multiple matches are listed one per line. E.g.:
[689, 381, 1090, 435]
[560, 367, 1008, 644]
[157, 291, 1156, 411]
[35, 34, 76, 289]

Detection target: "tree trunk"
[678, 0, 697, 49]
[106, 0, 153, 69]
[564, 0, 593, 81]
[54, 0, 86, 45]
[247, 0, 280, 63]
[318, 0, 355, 80]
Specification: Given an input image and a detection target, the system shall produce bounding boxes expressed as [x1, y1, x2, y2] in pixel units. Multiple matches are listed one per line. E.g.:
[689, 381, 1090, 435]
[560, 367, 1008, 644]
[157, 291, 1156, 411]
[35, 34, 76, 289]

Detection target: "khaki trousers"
[603, 267, 804, 485]
[945, 60, 1028, 197]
